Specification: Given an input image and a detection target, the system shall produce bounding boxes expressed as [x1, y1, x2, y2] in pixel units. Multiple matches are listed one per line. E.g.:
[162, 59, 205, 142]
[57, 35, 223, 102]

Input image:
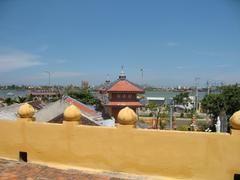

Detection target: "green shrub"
[177, 125, 190, 131]
[180, 112, 184, 118]
[196, 121, 209, 131]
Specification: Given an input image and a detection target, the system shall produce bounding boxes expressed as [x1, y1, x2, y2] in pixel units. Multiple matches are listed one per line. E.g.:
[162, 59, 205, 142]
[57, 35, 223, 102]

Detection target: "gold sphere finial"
[18, 103, 35, 118]
[230, 110, 240, 130]
[64, 105, 81, 122]
[117, 107, 137, 125]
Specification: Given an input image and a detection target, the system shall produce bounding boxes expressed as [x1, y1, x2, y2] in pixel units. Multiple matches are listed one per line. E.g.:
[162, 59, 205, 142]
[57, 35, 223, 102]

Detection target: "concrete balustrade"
[63, 105, 81, 126]
[0, 104, 240, 180]
[17, 103, 35, 122]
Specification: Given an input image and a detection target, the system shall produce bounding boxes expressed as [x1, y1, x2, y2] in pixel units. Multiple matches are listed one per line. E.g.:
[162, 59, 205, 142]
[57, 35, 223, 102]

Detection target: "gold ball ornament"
[64, 105, 81, 122]
[18, 103, 35, 118]
[117, 107, 137, 125]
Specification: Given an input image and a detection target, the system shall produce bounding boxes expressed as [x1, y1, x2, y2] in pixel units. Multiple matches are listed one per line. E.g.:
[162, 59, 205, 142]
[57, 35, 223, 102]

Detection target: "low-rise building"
[102, 68, 145, 121]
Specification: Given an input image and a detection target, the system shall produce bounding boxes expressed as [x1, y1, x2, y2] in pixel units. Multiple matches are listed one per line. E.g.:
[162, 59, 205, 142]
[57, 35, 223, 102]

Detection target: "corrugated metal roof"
[147, 97, 165, 101]
[0, 104, 21, 120]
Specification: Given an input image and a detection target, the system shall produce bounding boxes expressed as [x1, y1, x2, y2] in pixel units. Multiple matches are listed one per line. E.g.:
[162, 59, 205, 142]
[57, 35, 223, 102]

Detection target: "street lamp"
[195, 77, 200, 112]
[44, 71, 51, 87]
[140, 68, 144, 85]
[169, 99, 174, 130]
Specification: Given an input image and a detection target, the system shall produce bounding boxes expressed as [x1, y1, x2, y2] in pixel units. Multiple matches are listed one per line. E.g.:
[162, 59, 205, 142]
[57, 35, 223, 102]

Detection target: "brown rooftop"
[0, 159, 154, 180]
[107, 80, 144, 93]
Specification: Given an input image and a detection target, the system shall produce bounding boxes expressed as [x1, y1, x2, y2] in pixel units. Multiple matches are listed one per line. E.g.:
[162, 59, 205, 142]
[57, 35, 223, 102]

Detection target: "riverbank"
[0, 89, 207, 100]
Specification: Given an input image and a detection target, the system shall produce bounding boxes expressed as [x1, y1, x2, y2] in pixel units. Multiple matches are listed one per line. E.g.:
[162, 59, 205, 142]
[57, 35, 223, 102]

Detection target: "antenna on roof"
[121, 65, 124, 71]
[206, 80, 210, 95]
[119, 65, 126, 80]
[140, 68, 144, 85]
[106, 74, 110, 84]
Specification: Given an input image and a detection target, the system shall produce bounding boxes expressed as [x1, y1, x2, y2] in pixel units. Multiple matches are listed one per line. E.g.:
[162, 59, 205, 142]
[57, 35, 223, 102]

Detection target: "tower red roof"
[107, 80, 144, 93]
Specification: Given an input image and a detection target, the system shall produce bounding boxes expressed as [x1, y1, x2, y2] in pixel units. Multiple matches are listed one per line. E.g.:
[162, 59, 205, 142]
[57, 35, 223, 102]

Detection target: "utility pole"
[195, 77, 200, 112]
[106, 74, 110, 84]
[44, 71, 51, 87]
[220, 81, 224, 87]
[207, 80, 210, 95]
[140, 68, 144, 86]
[169, 99, 174, 130]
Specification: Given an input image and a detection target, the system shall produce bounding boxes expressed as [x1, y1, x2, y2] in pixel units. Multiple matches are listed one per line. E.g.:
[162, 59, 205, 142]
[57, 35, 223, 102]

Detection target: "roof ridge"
[107, 79, 144, 93]
[125, 79, 144, 91]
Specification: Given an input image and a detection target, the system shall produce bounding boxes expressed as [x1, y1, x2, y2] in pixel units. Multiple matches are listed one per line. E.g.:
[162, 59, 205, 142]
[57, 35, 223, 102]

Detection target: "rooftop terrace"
[0, 158, 155, 180]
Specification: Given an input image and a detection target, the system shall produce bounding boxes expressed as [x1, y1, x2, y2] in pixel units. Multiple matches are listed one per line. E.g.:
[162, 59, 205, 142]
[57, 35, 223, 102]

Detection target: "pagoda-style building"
[105, 68, 144, 121]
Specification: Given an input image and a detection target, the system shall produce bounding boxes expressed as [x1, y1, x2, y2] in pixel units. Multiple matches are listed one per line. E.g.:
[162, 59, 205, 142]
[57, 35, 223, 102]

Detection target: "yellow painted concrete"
[18, 103, 35, 118]
[230, 110, 240, 130]
[63, 105, 81, 122]
[117, 107, 137, 125]
[0, 119, 240, 180]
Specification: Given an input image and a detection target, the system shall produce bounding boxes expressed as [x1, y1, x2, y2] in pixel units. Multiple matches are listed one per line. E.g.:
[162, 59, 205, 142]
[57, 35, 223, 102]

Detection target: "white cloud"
[167, 42, 178, 47]
[0, 51, 43, 72]
[51, 71, 82, 79]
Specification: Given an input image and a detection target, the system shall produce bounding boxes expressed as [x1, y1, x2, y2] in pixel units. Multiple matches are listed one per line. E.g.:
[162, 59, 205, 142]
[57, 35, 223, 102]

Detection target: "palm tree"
[16, 96, 27, 103]
[3, 98, 14, 106]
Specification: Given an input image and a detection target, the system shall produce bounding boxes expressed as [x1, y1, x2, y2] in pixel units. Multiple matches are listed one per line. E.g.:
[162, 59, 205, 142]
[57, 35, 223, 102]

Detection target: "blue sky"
[0, 0, 240, 87]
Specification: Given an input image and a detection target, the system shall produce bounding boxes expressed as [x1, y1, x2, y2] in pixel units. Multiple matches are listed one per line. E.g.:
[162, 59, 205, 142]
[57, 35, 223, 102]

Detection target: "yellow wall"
[0, 119, 240, 180]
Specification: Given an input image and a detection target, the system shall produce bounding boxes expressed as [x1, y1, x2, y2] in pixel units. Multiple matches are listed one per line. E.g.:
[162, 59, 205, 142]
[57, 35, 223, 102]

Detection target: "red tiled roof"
[65, 97, 96, 114]
[107, 80, 144, 93]
[106, 101, 143, 107]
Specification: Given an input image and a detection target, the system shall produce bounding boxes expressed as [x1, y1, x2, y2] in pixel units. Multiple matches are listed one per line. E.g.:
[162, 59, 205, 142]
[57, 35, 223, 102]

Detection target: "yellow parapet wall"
[0, 119, 240, 180]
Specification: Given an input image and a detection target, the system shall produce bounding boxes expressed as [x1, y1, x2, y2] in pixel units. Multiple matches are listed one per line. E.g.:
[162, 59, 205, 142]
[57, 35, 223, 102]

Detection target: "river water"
[145, 91, 207, 100]
[0, 90, 28, 98]
[0, 90, 207, 100]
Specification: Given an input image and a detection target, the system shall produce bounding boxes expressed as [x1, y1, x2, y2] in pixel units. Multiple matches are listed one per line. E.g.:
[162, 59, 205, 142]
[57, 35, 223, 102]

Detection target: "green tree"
[221, 84, 240, 116]
[201, 93, 225, 119]
[146, 102, 167, 129]
[202, 85, 240, 119]
[3, 98, 15, 106]
[146, 102, 161, 129]
[16, 96, 27, 103]
[67, 89, 97, 105]
[27, 94, 33, 101]
[146, 102, 158, 111]
[173, 92, 190, 106]
[160, 110, 169, 129]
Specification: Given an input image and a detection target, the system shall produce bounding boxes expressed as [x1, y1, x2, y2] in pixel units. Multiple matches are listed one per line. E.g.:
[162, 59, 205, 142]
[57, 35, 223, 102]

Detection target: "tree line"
[201, 84, 240, 120]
